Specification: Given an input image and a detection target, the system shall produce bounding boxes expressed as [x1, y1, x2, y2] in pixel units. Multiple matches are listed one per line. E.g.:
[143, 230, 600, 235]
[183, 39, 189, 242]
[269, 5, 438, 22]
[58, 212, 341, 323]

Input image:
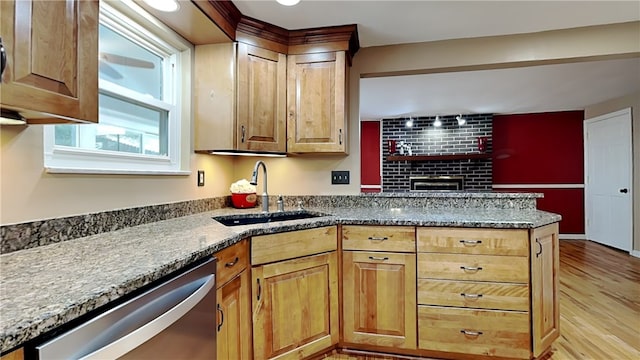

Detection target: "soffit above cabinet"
[134, 0, 232, 45]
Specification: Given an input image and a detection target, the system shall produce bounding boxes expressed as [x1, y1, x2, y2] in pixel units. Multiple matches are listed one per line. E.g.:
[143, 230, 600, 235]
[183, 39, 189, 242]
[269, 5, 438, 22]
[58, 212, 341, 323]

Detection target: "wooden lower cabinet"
[217, 270, 252, 360]
[252, 251, 339, 360]
[215, 239, 252, 360]
[342, 251, 417, 349]
[416, 225, 560, 359]
[418, 306, 530, 359]
[531, 223, 560, 357]
[0, 348, 23, 360]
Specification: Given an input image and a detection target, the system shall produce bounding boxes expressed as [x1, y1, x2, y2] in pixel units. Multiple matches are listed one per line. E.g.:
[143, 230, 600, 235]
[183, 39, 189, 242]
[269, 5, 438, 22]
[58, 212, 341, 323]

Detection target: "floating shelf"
[386, 153, 492, 162]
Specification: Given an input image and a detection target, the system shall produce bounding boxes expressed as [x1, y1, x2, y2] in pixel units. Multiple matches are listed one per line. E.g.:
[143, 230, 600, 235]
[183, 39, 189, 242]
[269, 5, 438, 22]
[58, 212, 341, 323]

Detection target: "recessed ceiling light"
[277, 0, 301, 6]
[142, 0, 179, 12]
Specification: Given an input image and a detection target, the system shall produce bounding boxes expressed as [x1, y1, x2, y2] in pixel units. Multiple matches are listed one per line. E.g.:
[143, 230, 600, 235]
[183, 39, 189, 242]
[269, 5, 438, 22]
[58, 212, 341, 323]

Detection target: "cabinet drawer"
[418, 305, 530, 359]
[417, 253, 528, 283]
[417, 227, 529, 256]
[342, 225, 415, 252]
[216, 239, 249, 287]
[417, 279, 529, 311]
[251, 226, 337, 265]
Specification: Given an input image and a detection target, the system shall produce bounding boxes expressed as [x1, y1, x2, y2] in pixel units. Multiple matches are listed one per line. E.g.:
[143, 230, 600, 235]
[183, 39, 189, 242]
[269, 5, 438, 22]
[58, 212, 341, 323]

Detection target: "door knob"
[619, 188, 628, 193]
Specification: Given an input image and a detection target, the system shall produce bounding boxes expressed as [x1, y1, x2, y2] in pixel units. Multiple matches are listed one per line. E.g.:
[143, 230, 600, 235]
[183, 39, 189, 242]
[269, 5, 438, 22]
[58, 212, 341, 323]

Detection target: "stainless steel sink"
[212, 210, 327, 226]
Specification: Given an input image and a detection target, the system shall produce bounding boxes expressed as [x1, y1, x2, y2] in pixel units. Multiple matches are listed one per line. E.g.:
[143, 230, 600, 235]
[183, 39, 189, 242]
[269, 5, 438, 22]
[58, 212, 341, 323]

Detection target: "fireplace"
[410, 176, 464, 191]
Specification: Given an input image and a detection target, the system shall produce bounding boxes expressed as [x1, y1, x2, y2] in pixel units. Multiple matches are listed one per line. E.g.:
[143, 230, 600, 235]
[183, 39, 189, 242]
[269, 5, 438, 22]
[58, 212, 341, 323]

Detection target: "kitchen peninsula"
[0, 192, 561, 359]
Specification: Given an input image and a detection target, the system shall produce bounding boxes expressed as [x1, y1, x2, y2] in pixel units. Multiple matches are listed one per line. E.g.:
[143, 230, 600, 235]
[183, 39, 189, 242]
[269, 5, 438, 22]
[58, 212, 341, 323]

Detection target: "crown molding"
[200, 1, 360, 60]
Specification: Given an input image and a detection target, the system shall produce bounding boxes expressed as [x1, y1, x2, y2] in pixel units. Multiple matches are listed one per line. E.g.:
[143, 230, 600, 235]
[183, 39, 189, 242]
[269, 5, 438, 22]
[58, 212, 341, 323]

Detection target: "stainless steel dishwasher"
[35, 257, 216, 359]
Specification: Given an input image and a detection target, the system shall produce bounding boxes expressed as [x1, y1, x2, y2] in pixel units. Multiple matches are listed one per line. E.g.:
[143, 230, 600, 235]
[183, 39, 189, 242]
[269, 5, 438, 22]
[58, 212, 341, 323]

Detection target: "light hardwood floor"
[324, 240, 640, 360]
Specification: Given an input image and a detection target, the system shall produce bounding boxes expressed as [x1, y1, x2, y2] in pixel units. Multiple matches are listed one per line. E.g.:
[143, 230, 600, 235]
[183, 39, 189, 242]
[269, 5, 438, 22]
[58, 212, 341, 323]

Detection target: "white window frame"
[43, 0, 192, 175]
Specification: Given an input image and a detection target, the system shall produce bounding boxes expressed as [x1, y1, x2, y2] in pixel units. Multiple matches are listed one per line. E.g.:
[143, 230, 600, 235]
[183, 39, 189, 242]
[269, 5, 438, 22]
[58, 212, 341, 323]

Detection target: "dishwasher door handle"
[80, 274, 215, 360]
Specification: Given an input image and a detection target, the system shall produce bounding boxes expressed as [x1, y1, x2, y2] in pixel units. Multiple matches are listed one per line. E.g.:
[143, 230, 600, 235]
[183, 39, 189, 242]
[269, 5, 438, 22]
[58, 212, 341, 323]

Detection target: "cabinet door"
[194, 43, 236, 150]
[0, 348, 23, 360]
[343, 251, 417, 349]
[252, 252, 338, 360]
[287, 51, 347, 154]
[217, 270, 252, 360]
[531, 223, 560, 357]
[0, 0, 98, 123]
[237, 43, 287, 152]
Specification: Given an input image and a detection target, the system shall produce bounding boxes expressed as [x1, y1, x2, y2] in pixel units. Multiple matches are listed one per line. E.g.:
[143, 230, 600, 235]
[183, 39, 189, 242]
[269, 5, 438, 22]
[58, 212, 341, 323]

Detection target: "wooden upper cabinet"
[194, 43, 237, 151]
[287, 51, 347, 154]
[0, 0, 98, 123]
[237, 43, 287, 152]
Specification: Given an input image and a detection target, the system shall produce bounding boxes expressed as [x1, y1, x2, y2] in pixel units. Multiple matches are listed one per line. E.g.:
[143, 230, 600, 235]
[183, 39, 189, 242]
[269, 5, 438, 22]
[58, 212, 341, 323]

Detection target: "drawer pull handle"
[459, 239, 482, 245]
[257, 278, 261, 301]
[535, 238, 542, 258]
[460, 293, 483, 299]
[460, 266, 483, 272]
[225, 257, 239, 268]
[217, 304, 224, 332]
[368, 236, 388, 241]
[460, 329, 483, 337]
[369, 256, 389, 261]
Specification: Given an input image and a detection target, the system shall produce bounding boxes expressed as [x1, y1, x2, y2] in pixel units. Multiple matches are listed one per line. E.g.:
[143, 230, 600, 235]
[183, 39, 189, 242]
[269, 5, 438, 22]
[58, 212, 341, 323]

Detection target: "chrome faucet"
[250, 160, 269, 212]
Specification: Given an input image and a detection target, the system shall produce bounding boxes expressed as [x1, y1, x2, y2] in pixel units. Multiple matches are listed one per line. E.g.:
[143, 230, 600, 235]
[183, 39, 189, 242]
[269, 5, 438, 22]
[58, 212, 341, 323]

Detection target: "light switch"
[197, 170, 205, 187]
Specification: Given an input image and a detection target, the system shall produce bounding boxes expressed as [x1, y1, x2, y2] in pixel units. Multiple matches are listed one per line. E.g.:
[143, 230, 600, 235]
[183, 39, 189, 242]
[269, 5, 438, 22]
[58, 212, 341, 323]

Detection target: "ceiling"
[232, 0, 640, 119]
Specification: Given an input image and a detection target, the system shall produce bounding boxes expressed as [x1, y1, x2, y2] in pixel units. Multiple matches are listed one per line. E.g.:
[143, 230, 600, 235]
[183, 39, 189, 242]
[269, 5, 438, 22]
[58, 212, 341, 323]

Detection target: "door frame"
[583, 107, 633, 253]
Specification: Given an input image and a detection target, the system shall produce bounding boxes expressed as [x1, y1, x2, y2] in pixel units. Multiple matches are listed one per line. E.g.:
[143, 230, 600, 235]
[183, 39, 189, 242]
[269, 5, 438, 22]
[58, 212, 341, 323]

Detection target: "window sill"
[45, 167, 191, 176]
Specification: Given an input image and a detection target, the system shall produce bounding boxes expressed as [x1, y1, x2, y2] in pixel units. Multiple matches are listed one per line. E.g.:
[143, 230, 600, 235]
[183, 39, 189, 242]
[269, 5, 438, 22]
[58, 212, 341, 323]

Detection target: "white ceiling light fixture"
[142, 0, 179, 12]
[276, 0, 301, 6]
[456, 114, 466, 126]
[405, 117, 414, 128]
[433, 115, 442, 127]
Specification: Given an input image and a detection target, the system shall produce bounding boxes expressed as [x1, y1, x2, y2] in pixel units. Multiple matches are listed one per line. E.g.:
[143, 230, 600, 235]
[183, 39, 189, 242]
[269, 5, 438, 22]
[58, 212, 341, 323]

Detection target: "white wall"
[0, 125, 234, 224]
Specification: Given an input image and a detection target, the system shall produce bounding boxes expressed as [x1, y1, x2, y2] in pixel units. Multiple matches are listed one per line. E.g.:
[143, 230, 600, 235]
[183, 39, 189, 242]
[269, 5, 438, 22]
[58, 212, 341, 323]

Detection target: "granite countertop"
[0, 206, 561, 353]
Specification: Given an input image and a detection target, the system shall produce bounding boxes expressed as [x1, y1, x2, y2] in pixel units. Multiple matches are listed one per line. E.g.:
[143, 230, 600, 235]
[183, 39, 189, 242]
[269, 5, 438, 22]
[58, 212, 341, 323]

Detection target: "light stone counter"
[0, 203, 560, 353]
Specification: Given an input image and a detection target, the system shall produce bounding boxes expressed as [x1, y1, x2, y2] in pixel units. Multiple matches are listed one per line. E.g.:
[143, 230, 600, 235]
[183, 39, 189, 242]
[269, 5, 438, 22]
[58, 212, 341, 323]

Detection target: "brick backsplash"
[382, 114, 493, 192]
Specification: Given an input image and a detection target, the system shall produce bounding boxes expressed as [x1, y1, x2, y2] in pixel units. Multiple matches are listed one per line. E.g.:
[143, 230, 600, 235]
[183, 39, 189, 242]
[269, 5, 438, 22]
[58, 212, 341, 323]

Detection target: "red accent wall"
[361, 121, 381, 191]
[493, 111, 584, 184]
[493, 111, 585, 234]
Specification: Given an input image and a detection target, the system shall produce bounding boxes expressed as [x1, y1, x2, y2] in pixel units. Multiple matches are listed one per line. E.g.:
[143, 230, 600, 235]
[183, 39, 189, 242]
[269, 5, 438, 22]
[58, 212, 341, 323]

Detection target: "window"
[44, 1, 192, 174]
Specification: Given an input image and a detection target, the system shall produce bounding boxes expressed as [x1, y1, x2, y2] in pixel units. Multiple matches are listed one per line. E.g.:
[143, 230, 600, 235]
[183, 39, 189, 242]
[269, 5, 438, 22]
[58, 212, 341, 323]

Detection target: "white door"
[584, 108, 633, 252]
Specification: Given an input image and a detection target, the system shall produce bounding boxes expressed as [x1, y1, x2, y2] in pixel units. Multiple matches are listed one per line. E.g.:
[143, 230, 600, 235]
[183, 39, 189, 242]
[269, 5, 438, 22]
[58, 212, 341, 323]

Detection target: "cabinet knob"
[620, 188, 628, 193]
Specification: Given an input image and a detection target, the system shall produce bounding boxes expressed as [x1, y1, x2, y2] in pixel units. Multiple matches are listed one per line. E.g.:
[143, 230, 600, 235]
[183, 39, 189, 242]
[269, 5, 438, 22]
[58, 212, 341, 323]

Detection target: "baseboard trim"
[630, 250, 640, 258]
[559, 234, 586, 240]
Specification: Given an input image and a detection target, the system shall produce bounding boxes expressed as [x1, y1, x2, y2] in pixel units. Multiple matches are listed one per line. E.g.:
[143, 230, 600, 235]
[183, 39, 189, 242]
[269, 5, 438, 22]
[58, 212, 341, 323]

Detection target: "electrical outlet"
[197, 170, 205, 187]
[331, 170, 350, 185]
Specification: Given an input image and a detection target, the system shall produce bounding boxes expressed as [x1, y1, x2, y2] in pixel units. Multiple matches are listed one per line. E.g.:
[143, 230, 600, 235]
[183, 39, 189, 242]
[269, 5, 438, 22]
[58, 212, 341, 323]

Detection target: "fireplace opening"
[410, 176, 464, 191]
